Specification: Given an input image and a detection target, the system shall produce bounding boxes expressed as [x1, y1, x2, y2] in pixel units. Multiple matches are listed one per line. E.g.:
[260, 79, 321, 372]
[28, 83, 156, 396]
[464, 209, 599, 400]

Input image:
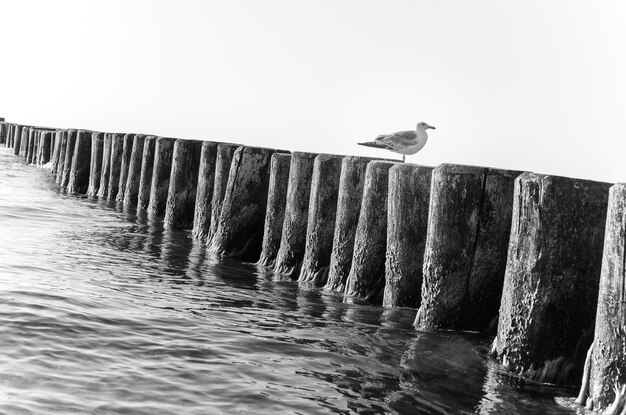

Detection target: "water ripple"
[0, 148, 582, 414]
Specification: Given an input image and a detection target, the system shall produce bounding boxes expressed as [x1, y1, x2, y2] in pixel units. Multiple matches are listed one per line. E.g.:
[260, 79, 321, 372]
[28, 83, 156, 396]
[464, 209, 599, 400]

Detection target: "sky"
[1, 0, 624, 183]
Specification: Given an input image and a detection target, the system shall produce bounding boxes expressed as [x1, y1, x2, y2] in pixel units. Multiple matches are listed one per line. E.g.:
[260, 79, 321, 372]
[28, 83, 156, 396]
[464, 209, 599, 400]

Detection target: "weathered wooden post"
[10, 124, 17, 149]
[86, 132, 104, 197]
[23, 127, 31, 161]
[36, 130, 45, 165]
[298, 154, 343, 286]
[4, 124, 12, 148]
[6, 124, 12, 148]
[492, 173, 611, 385]
[208, 146, 280, 261]
[51, 130, 64, 173]
[55, 130, 68, 183]
[37, 130, 45, 165]
[9, 124, 16, 148]
[257, 153, 291, 267]
[34, 130, 43, 165]
[324, 157, 377, 293]
[19, 126, 28, 156]
[0, 122, 6, 145]
[97, 133, 113, 198]
[106, 133, 125, 201]
[137, 136, 156, 211]
[60, 129, 77, 189]
[192, 141, 219, 239]
[164, 139, 204, 229]
[123, 134, 146, 205]
[37, 130, 48, 165]
[344, 160, 397, 304]
[67, 130, 92, 195]
[575, 183, 626, 412]
[147, 137, 176, 215]
[116, 133, 135, 201]
[50, 129, 57, 161]
[39, 131, 53, 165]
[12, 125, 20, 154]
[12, 124, 19, 149]
[2, 123, 8, 147]
[39, 129, 55, 164]
[4, 123, 11, 147]
[26, 128, 36, 164]
[207, 144, 240, 242]
[31, 129, 40, 164]
[6, 124, 12, 147]
[273, 152, 318, 277]
[414, 164, 521, 329]
[383, 164, 433, 308]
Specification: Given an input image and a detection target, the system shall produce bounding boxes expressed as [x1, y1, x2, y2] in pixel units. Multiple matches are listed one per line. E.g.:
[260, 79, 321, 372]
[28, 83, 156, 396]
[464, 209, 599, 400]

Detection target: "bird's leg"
[402, 155, 405, 163]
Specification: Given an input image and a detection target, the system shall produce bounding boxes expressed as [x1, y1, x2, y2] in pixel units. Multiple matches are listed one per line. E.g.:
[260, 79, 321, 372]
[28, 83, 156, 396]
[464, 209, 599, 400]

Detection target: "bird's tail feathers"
[358, 141, 391, 150]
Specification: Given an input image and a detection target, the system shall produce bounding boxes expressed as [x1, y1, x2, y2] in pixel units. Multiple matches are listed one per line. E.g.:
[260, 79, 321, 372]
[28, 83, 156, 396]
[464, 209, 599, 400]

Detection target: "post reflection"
[398, 330, 488, 413]
[476, 359, 581, 414]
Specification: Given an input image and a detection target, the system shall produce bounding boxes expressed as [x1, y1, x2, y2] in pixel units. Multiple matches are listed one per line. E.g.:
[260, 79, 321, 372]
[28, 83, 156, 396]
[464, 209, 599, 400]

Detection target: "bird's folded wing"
[360, 130, 417, 150]
[386, 130, 417, 145]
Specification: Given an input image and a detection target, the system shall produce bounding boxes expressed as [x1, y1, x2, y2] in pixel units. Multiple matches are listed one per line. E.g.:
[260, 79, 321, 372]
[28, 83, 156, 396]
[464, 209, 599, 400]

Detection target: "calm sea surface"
[0, 147, 586, 414]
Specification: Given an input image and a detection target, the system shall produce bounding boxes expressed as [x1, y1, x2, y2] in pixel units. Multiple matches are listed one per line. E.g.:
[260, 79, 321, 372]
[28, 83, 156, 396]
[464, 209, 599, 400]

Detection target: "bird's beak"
[428, 125, 436, 130]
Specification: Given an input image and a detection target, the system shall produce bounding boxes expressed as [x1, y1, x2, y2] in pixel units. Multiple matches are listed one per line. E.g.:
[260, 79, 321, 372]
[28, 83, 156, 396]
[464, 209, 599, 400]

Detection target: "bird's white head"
[417, 122, 436, 131]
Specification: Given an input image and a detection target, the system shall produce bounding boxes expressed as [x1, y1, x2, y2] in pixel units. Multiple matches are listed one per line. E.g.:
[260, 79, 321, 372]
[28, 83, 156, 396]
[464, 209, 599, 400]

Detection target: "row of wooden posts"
[1, 121, 625, 412]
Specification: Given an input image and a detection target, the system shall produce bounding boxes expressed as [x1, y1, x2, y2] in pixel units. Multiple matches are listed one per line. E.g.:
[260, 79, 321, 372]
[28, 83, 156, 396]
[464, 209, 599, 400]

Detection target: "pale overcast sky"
[1, 0, 624, 183]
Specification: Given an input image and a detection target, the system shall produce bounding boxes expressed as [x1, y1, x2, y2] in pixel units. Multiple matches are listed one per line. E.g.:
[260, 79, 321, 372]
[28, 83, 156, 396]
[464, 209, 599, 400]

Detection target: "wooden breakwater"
[1, 119, 624, 411]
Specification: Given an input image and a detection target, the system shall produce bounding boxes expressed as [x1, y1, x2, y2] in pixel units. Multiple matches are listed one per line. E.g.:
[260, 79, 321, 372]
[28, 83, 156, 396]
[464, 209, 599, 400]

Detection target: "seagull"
[358, 122, 436, 162]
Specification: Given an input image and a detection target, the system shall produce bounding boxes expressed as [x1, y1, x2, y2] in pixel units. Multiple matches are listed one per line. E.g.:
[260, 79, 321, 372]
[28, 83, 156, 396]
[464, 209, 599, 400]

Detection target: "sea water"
[0, 148, 586, 414]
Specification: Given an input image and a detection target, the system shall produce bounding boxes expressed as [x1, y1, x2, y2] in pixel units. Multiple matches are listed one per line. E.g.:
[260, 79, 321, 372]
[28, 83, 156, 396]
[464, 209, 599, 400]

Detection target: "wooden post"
[34, 130, 43, 165]
[86, 132, 104, 197]
[123, 134, 146, 205]
[116, 133, 135, 201]
[192, 141, 219, 240]
[137, 135, 156, 211]
[324, 157, 377, 293]
[31, 129, 40, 164]
[298, 154, 343, 286]
[67, 130, 92, 194]
[55, 130, 68, 184]
[257, 153, 291, 267]
[383, 164, 433, 308]
[344, 160, 397, 304]
[97, 133, 113, 198]
[5, 124, 13, 148]
[26, 128, 36, 164]
[9, 124, 15, 148]
[273, 152, 318, 277]
[39, 131, 53, 165]
[164, 139, 204, 229]
[492, 173, 611, 385]
[51, 130, 64, 174]
[19, 126, 28, 156]
[147, 137, 176, 215]
[2, 124, 9, 147]
[36, 130, 45, 165]
[60, 129, 77, 189]
[106, 133, 125, 201]
[208, 146, 280, 261]
[0, 122, 6, 145]
[415, 164, 521, 329]
[576, 184, 626, 411]
[207, 144, 240, 242]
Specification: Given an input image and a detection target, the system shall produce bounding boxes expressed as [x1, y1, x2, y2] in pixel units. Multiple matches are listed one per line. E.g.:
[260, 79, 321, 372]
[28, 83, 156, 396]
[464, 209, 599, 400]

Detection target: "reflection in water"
[0, 148, 582, 415]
